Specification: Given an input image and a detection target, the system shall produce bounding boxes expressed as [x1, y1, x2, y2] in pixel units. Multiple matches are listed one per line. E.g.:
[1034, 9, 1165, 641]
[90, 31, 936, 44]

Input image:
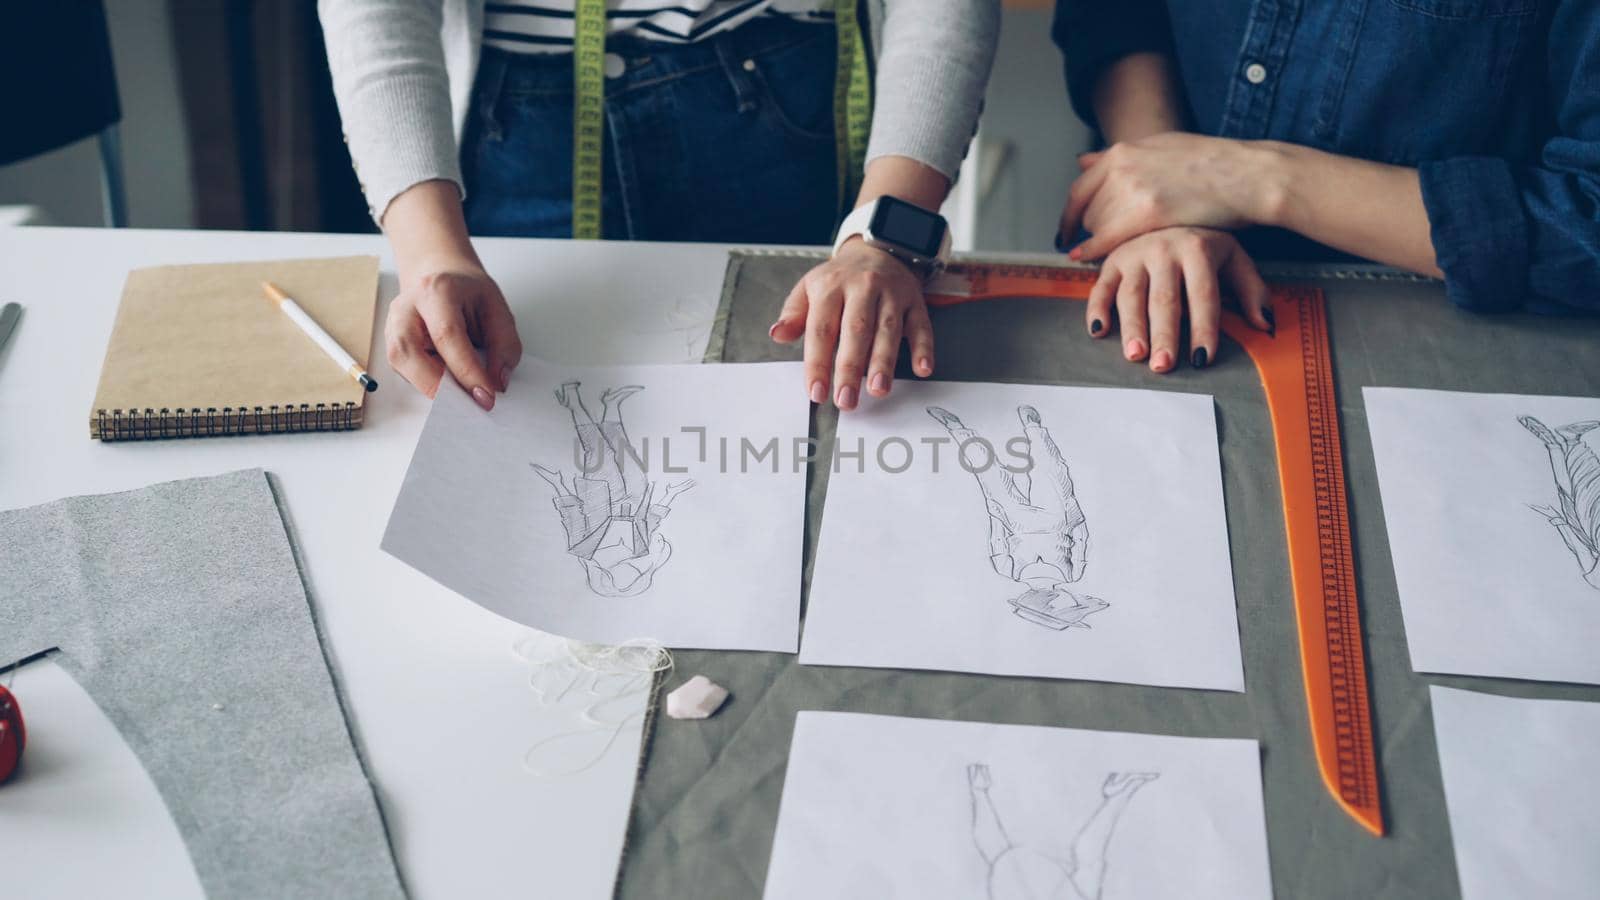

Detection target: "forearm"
[319, 0, 459, 223]
[853, 155, 950, 214]
[1092, 52, 1186, 144]
[1253, 142, 1443, 278]
[866, 0, 1000, 181]
[382, 179, 485, 285]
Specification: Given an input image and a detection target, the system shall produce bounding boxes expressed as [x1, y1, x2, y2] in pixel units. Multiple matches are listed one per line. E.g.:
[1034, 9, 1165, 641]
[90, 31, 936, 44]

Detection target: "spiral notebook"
[89, 256, 380, 440]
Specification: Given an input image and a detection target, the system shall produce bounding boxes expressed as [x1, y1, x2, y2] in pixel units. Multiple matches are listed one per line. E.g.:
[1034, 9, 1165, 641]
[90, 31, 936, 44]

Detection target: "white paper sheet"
[1, 659, 204, 899]
[801, 380, 1244, 689]
[1365, 388, 1600, 684]
[383, 356, 809, 651]
[1430, 686, 1600, 899]
[764, 712, 1272, 900]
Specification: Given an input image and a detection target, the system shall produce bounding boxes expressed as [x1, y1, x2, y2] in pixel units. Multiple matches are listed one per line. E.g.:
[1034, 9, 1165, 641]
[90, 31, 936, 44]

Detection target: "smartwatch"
[831, 195, 953, 278]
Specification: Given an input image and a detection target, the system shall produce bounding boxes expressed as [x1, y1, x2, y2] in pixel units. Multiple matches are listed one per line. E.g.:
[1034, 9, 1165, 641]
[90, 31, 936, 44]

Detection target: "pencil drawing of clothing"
[967, 764, 1157, 900]
[535, 382, 692, 597]
[928, 405, 1107, 630]
[1520, 415, 1600, 590]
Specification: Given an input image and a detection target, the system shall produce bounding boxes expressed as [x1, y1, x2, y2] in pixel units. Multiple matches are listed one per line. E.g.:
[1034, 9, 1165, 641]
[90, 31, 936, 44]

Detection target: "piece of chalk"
[665, 675, 729, 720]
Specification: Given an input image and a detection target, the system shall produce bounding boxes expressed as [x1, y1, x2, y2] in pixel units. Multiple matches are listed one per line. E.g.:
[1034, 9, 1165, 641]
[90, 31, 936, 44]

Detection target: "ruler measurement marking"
[1298, 292, 1376, 810]
[571, 0, 606, 239]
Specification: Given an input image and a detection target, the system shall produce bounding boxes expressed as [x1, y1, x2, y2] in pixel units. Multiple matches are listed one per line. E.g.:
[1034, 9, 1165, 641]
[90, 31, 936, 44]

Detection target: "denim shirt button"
[1244, 62, 1268, 85]
[604, 53, 626, 79]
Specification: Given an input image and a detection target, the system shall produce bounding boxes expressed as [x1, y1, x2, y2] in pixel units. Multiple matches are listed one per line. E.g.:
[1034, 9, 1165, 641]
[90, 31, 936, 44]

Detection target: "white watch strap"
[831, 201, 879, 257]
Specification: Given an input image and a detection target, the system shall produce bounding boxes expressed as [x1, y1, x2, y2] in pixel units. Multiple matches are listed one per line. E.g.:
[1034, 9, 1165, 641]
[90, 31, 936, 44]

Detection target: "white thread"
[511, 632, 672, 778]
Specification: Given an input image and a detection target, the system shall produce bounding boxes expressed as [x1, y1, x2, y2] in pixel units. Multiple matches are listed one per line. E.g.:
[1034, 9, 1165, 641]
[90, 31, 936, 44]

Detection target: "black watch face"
[870, 196, 946, 259]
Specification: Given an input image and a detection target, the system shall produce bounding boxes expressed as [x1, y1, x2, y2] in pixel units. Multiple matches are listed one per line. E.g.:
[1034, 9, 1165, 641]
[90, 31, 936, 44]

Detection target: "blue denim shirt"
[1054, 0, 1600, 314]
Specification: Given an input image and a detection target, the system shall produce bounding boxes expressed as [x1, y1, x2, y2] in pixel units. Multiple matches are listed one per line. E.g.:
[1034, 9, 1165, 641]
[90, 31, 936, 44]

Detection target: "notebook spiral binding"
[93, 402, 360, 441]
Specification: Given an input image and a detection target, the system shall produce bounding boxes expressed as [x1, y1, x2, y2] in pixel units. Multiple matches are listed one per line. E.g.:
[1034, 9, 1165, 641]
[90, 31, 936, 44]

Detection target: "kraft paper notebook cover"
[89, 256, 380, 440]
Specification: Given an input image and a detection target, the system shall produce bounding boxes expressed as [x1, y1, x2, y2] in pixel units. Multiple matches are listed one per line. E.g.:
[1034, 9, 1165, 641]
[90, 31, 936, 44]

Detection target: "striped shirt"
[483, 1, 831, 53]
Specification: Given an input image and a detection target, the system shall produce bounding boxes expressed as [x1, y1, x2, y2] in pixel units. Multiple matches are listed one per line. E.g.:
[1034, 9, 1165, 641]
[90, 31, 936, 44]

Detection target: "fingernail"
[1054, 231, 1069, 253]
[768, 320, 783, 339]
[499, 365, 511, 391]
[1125, 339, 1146, 361]
[1152, 350, 1173, 372]
[869, 372, 889, 394]
[472, 386, 494, 410]
[1192, 346, 1209, 368]
[836, 384, 858, 410]
[1069, 247, 1083, 261]
[916, 356, 932, 376]
[808, 380, 827, 404]
[1090, 318, 1104, 336]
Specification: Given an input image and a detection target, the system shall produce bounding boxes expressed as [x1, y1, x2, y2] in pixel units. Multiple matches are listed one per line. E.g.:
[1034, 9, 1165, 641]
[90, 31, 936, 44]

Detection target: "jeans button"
[604, 52, 626, 79]
[1244, 62, 1268, 85]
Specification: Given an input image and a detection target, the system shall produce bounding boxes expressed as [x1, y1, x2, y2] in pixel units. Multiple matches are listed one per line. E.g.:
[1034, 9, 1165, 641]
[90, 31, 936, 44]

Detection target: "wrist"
[1247, 141, 1302, 229]
[854, 156, 950, 213]
[396, 241, 487, 292]
[398, 255, 489, 294]
[383, 180, 485, 287]
[833, 196, 951, 278]
[837, 234, 912, 272]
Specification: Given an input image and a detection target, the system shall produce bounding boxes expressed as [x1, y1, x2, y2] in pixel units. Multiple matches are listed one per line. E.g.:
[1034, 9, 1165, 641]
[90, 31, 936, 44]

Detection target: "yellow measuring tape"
[572, 0, 607, 239]
[570, 1, 873, 239]
[832, 0, 872, 216]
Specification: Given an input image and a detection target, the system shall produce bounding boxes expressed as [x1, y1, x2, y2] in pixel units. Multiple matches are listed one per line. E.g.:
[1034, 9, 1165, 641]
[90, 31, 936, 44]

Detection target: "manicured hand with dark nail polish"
[768, 237, 935, 411]
[1081, 226, 1273, 373]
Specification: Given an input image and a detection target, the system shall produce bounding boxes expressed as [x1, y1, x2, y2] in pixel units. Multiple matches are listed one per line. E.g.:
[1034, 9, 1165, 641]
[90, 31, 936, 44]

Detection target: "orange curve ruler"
[925, 260, 1384, 836]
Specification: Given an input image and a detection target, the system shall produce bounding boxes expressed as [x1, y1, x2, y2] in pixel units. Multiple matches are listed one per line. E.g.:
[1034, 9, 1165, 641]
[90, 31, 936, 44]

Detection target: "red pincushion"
[0, 683, 23, 784]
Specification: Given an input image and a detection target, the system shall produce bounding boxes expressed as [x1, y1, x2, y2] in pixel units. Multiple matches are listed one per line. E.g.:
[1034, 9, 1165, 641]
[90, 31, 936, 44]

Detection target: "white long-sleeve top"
[317, 0, 1000, 222]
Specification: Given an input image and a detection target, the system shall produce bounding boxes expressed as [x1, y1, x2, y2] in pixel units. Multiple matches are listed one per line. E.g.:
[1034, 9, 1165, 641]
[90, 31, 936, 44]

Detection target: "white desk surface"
[0, 226, 740, 898]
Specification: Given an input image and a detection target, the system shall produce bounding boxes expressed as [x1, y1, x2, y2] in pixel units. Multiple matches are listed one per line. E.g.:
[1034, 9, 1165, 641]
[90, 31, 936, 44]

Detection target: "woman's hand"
[381, 180, 523, 409]
[1086, 227, 1274, 372]
[771, 156, 950, 410]
[1060, 133, 1284, 261]
[768, 238, 935, 410]
[386, 264, 522, 407]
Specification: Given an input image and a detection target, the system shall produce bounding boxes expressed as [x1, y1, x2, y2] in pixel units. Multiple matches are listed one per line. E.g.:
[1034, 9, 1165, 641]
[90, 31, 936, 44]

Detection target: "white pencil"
[261, 281, 377, 392]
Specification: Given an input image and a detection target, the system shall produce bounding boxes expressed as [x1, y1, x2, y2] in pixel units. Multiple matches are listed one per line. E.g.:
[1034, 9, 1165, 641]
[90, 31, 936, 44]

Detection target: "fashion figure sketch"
[928, 405, 1109, 630]
[533, 382, 693, 597]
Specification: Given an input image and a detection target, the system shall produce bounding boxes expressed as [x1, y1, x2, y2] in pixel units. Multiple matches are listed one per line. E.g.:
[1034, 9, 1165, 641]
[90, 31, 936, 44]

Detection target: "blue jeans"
[462, 17, 839, 243]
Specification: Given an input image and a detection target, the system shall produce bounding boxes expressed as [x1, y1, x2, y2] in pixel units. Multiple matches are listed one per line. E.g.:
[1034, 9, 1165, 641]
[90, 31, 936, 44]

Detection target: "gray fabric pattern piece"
[614, 251, 1600, 900]
[0, 469, 405, 900]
